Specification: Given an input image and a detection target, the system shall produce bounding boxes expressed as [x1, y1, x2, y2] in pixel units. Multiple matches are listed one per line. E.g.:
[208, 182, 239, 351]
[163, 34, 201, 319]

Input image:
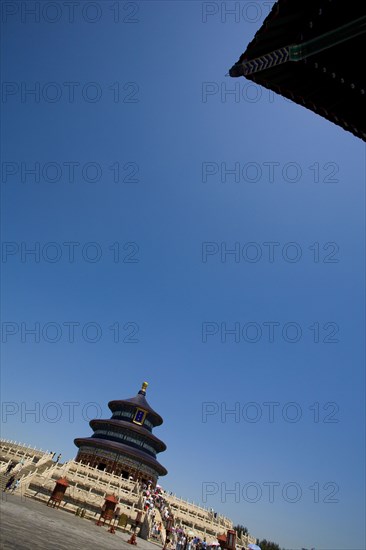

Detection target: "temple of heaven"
[74, 382, 167, 485]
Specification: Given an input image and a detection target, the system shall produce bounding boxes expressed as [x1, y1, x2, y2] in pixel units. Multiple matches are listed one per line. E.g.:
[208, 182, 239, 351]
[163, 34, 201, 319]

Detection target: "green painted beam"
[289, 15, 366, 61]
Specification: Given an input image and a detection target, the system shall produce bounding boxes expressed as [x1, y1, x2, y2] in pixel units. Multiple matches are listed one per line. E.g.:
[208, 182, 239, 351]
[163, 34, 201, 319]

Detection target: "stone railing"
[0, 439, 54, 475]
[0, 439, 49, 459]
[162, 492, 232, 539]
[164, 492, 232, 528]
[23, 460, 140, 523]
[1, 455, 43, 475]
[13, 467, 40, 496]
[237, 533, 257, 547]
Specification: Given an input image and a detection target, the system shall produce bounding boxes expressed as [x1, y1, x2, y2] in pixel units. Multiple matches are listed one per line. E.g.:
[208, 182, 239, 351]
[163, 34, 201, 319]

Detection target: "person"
[10, 479, 20, 493]
[56, 453, 62, 463]
[114, 506, 121, 523]
[5, 461, 15, 474]
[3, 475, 16, 492]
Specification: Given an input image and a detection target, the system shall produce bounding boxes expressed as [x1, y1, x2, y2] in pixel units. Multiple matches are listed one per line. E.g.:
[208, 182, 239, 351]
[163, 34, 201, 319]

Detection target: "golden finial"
[141, 381, 148, 393]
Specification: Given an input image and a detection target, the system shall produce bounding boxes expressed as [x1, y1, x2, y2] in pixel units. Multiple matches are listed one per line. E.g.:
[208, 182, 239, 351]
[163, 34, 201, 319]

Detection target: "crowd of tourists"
[140, 481, 169, 522]
[163, 532, 220, 550]
[139, 481, 222, 550]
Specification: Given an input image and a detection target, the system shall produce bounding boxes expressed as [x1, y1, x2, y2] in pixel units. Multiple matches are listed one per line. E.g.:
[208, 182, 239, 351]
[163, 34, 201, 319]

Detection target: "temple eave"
[74, 437, 168, 476]
[89, 418, 167, 451]
[108, 399, 163, 426]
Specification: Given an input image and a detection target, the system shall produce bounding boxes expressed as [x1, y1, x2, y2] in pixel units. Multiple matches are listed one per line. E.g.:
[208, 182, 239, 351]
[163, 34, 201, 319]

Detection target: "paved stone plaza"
[0, 494, 160, 550]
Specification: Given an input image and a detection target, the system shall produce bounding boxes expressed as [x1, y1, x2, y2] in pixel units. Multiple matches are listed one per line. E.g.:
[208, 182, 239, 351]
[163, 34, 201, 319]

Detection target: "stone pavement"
[0, 494, 161, 550]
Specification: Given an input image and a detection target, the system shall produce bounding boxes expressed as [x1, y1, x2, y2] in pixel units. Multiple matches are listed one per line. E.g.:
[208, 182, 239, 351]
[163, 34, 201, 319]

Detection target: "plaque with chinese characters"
[133, 408, 147, 425]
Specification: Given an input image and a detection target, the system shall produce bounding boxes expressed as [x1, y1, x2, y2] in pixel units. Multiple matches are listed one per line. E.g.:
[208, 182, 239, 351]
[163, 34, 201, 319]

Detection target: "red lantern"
[226, 530, 236, 550]
[96, 494, 119, 526]
[47, 477, 69, 509]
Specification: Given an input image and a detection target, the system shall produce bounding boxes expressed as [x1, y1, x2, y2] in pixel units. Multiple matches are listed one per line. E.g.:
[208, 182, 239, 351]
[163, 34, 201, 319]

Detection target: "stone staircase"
[148, 507, 165, 545]
[0, 459, 54, 492]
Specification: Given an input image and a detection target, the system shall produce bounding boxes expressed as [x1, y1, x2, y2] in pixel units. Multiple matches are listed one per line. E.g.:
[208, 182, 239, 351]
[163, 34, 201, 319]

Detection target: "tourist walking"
[10, 479, 20, 493]
[5, 461, 15, 474]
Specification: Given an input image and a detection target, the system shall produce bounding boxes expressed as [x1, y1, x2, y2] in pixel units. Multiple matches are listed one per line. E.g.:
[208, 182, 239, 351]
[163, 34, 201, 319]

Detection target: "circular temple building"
[74, 382, 167, 485]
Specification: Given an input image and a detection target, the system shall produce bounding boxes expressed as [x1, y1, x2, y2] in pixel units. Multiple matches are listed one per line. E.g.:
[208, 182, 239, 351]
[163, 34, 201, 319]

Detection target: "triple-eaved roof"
[229, 0, 366, 141]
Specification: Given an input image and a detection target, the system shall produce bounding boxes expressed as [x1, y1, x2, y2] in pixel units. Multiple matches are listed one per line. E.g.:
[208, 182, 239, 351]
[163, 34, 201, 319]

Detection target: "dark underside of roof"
[89, 418, 167, 451]
[74, 437, 168, 476]
[229, 0, 366, 141]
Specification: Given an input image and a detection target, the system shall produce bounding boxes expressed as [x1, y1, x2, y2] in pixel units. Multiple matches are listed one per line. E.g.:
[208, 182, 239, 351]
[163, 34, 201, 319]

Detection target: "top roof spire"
[138, 381, 148, 396]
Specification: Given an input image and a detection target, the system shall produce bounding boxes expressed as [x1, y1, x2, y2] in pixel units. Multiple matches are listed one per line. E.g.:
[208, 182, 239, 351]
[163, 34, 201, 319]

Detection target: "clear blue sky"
[1, 2, 365, 549]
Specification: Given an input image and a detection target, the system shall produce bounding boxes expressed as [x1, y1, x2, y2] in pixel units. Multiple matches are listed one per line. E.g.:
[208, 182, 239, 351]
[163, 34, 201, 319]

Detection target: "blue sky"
[1, 2, 365, 549]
